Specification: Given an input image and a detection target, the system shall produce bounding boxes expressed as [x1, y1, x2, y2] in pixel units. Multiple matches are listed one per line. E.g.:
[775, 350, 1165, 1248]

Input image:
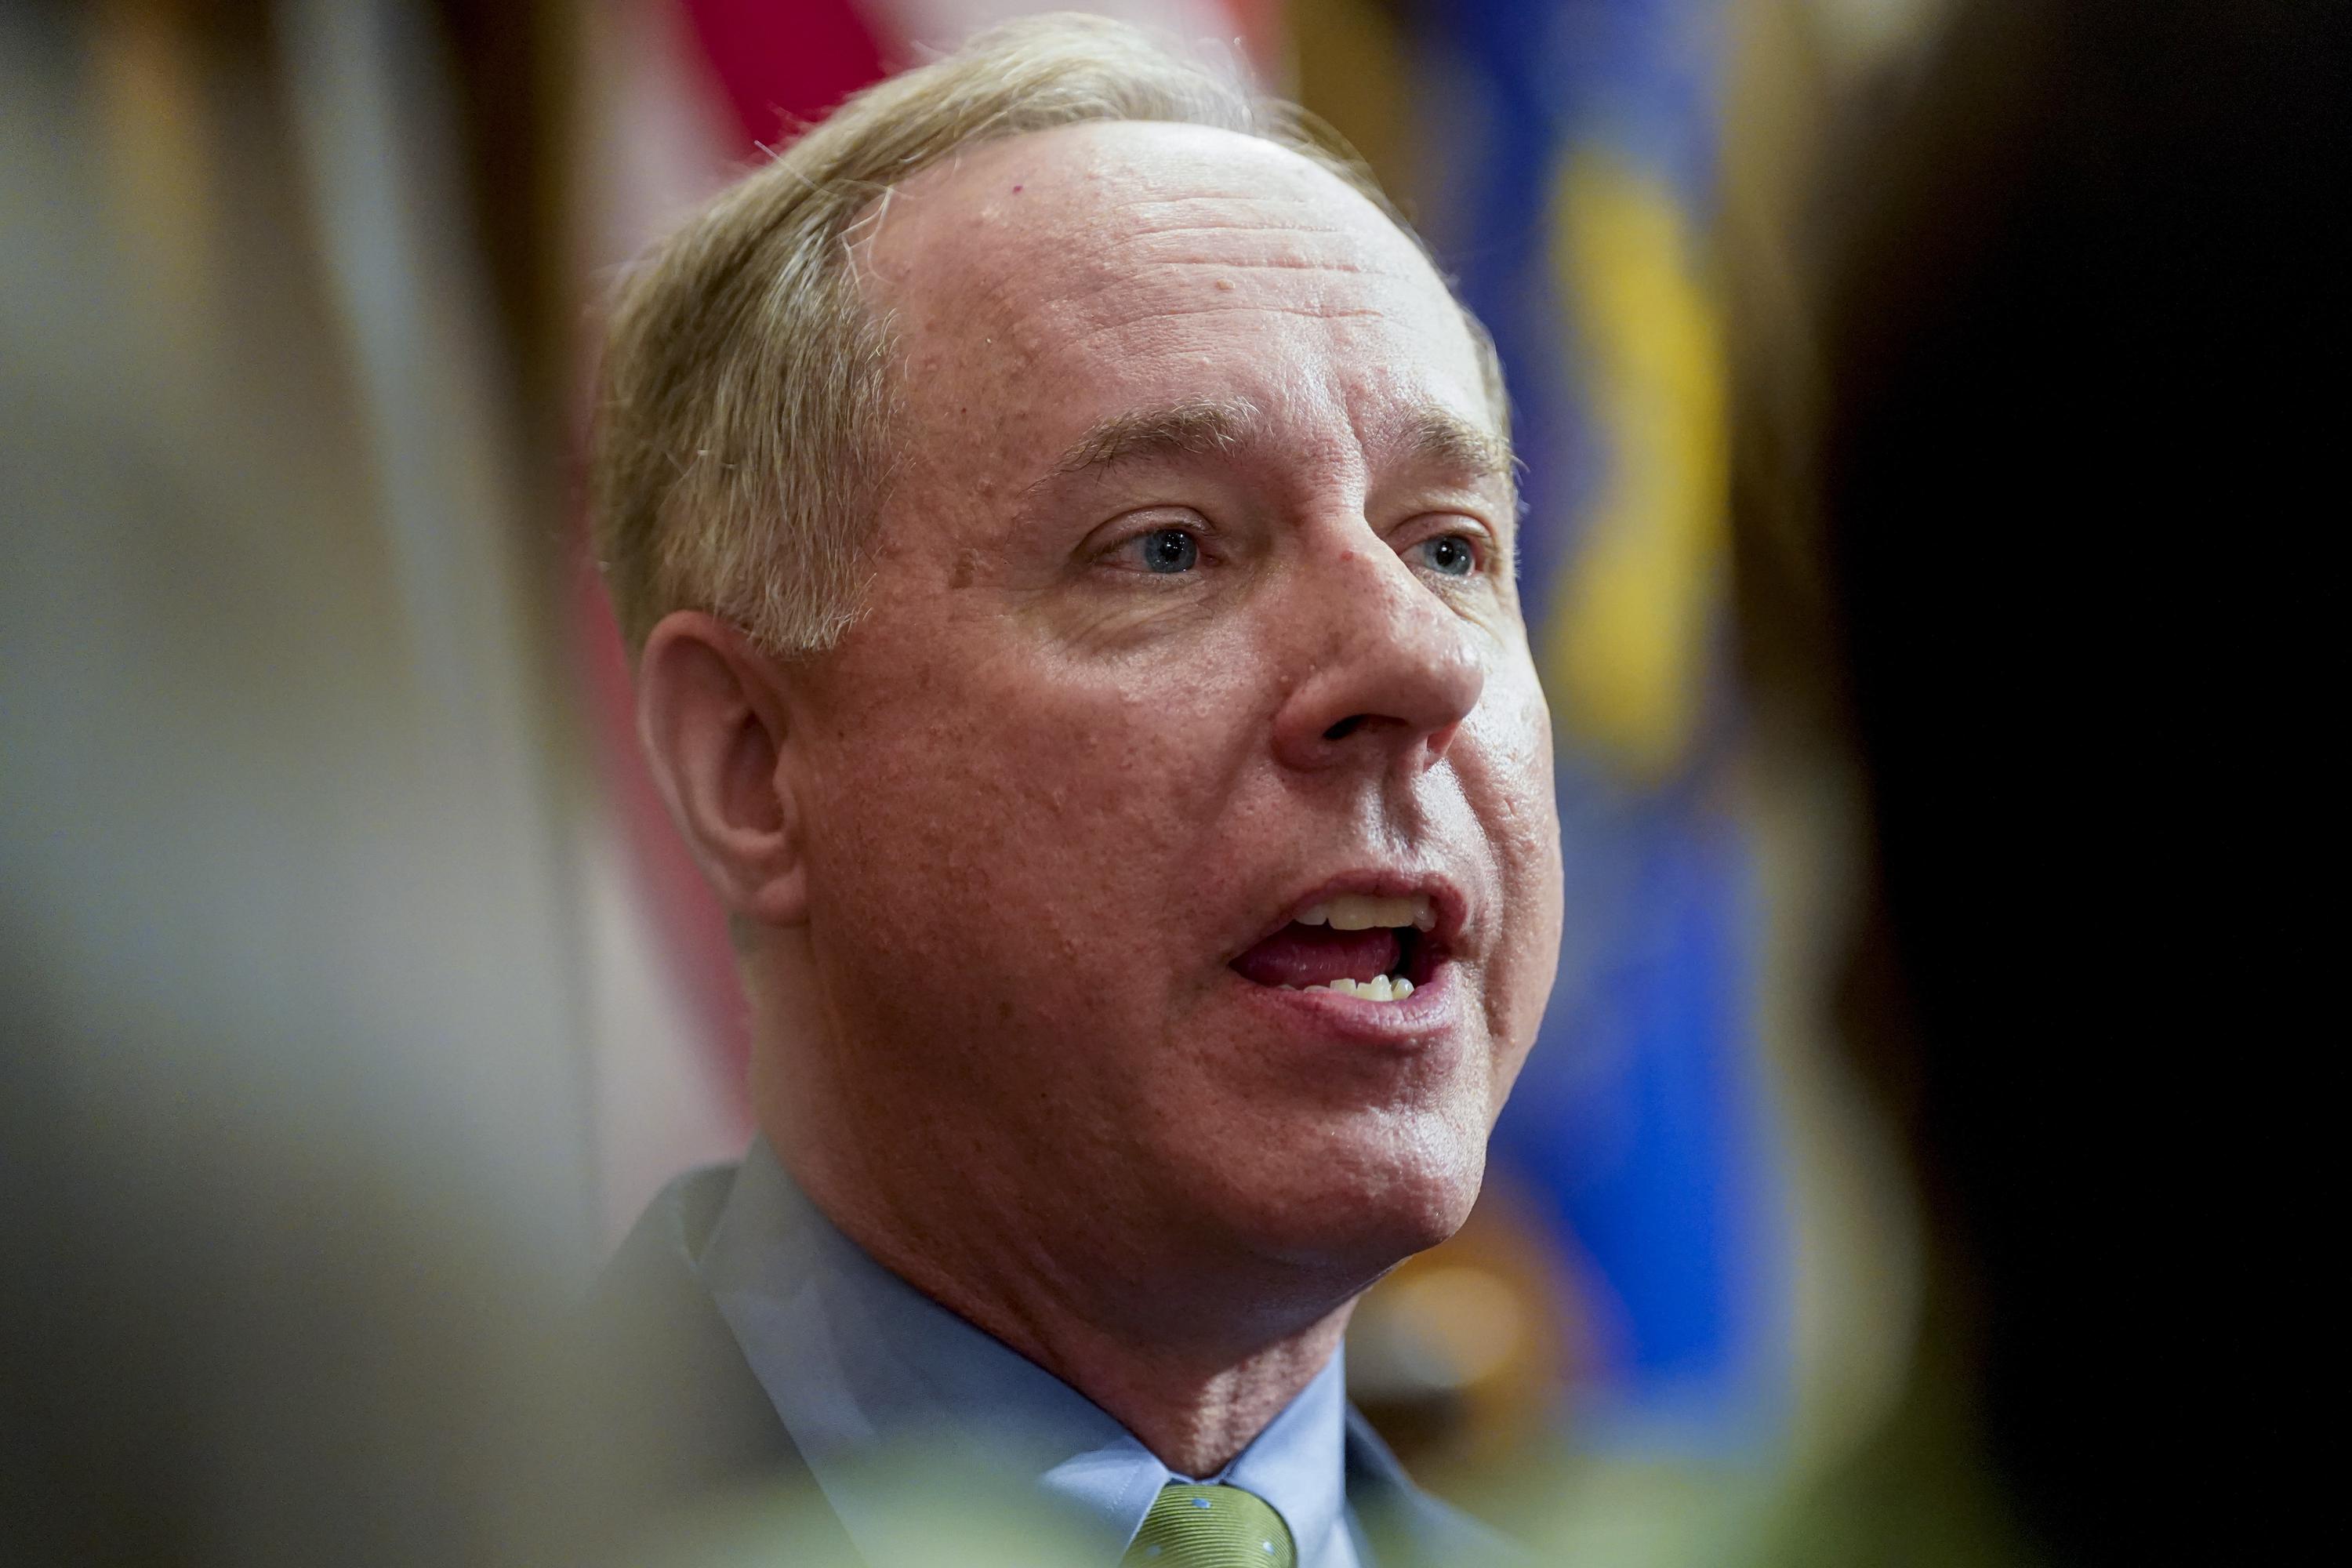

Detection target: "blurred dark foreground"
[1728, 2, 2339, 1563]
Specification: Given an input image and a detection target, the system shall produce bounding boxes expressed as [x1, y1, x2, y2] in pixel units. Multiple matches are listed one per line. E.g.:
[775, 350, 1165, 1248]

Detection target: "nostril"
[1323, 715, 1367, 742]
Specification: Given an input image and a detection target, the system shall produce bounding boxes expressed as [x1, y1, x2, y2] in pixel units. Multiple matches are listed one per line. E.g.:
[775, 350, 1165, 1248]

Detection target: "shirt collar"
[1217, 1331, 1351, 1565]
[698, 1138, 1353, 1565]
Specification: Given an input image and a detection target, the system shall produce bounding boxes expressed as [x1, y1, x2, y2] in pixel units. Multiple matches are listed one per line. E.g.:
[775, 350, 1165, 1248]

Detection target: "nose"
[1269, 543, 1486, 775]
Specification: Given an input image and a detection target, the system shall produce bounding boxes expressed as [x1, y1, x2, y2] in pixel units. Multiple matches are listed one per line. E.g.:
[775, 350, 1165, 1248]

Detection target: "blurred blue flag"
[1406, 0, 1786, 1452]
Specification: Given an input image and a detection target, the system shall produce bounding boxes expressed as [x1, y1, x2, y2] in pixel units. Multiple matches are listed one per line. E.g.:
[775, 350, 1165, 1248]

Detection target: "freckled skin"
[753, 122, 1563, 1463]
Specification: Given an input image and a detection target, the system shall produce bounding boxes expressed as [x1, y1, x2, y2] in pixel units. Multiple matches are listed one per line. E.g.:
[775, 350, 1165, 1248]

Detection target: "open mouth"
[1229, 893, 1445, 1004]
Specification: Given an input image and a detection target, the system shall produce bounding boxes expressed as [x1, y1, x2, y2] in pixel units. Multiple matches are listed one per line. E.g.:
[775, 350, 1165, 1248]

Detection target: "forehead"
[855, 121, 1493, 466]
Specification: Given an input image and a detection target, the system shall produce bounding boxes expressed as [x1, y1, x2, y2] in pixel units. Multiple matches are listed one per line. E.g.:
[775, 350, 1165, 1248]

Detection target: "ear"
[635, 611, 811, 927]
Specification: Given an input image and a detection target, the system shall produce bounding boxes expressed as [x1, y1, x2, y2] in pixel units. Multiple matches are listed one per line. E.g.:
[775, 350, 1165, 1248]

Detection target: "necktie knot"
[1120, 1482, 1296, 1568]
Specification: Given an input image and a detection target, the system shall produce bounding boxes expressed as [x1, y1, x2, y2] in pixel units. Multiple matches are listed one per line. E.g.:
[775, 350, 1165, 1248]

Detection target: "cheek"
[1465, 662, 1565, 1067]
[802, 622, 1262, 1025]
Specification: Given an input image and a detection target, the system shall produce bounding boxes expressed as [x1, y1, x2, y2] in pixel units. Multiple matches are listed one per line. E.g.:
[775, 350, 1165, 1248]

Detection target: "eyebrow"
[1047, 397, 1264, 478]
[1046, 395, 1515, 487]
[1390, 404, 1517, 485]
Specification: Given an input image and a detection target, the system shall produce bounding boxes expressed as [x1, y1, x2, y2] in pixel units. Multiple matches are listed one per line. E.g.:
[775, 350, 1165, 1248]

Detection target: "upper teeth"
[1296, 893, 1437, 931]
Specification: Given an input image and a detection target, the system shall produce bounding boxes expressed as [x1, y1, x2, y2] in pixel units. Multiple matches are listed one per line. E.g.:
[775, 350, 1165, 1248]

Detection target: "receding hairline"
[864, 114, 1381, 201]
[845, 117, 1511, 467]
[847, 116, 1449, 298]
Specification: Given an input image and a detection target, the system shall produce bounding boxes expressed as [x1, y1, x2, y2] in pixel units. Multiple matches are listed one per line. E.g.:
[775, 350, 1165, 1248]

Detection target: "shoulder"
[602, 1162, 740, 1305]
[584, 1164, 832, 1527]
[1343, 1406, 1532, 1568]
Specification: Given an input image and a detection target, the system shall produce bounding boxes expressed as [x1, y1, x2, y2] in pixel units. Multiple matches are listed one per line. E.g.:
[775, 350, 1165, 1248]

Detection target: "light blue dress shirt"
[699, 1139, 1367, 1567]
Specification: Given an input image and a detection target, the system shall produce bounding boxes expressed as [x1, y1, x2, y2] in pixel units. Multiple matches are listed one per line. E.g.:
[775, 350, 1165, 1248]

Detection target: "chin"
[1204, 1105, 1491, 1284]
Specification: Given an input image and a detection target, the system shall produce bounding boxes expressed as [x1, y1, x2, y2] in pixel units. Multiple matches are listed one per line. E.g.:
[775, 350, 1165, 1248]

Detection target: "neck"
[927, 1261, 1355, 1477]
[764, 1123, 1363, 1477]
[745, 946, 1378, 1475]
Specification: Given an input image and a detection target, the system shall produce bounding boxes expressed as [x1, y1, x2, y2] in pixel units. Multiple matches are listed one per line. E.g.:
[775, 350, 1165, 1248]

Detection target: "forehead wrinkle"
[1102, 211, 1363, 244]
[1061, 301, 1390, 355]
[1028, 218, 1416, 315]
[1105, 207, 1418, 264]
[1109, 249, 1395, 278]
[1042, 249, 1414, 337]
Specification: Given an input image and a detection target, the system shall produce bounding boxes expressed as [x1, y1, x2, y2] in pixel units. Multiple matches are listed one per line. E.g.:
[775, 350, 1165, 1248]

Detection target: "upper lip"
[1232, 869, 1470, 960]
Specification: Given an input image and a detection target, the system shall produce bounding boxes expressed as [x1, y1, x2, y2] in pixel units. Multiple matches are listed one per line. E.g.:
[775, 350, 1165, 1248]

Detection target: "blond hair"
[590, 11, 1501, 657]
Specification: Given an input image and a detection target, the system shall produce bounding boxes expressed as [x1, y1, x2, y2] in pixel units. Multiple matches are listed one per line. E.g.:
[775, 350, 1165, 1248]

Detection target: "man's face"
[783, 122, 1561, 1283]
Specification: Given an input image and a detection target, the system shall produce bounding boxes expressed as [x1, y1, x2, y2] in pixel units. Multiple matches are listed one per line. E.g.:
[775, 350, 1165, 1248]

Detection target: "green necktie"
[1119, 1482, 1297, 1568]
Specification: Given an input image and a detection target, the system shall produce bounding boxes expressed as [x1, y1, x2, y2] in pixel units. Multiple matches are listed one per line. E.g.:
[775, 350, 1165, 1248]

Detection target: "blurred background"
[3, 1, 2332, 1564]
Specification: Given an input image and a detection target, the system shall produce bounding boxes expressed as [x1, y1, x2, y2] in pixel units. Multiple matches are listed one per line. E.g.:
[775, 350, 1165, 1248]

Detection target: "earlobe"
[635, 611, 811, 927]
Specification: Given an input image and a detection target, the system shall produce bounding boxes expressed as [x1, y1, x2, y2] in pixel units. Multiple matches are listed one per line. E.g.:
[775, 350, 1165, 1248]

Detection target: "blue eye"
[1136, 527, 1200, 574]
[1417, 534, 1477, 577]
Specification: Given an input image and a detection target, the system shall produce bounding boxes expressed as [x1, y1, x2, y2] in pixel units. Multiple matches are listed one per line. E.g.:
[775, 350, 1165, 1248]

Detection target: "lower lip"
[1229, 959, 1464, 1049]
